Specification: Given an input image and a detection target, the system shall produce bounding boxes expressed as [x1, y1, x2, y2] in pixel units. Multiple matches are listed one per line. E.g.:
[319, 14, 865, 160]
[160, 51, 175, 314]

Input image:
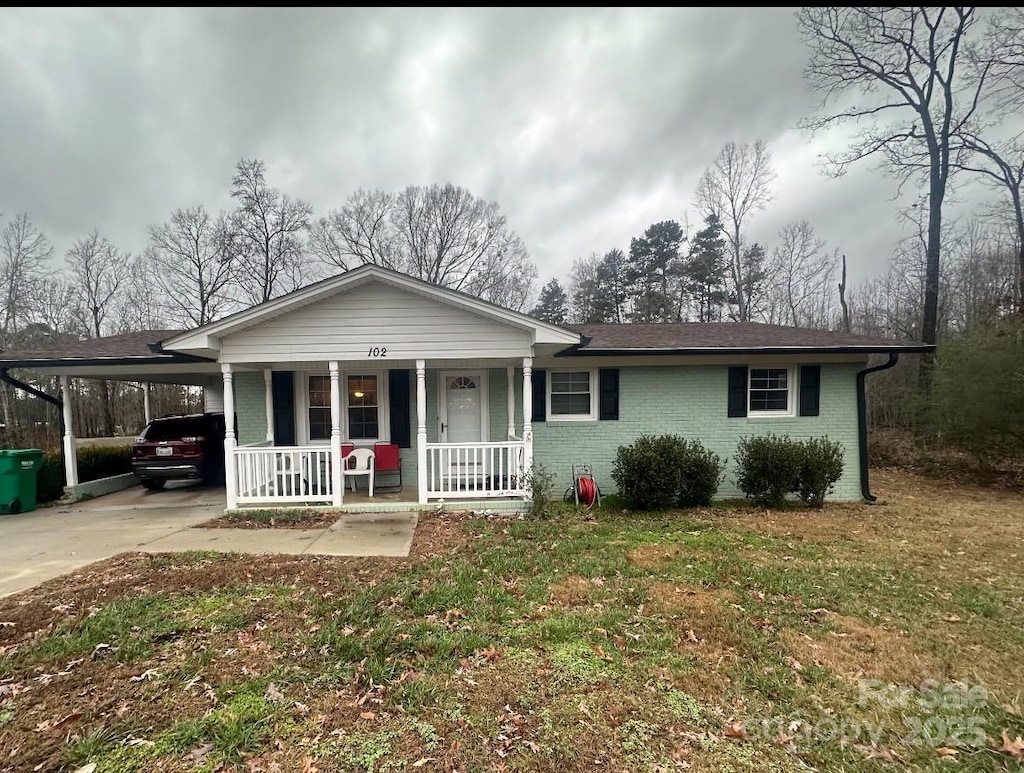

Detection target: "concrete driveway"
[0, 482, 418, 598]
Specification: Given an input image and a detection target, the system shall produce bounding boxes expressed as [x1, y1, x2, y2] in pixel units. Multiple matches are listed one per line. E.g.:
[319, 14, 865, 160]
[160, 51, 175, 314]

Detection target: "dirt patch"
[200, 510, 342, 529]
[780, 612, 937, 685]
[627, 544, 687, 569]
[548, 575, 594, 606]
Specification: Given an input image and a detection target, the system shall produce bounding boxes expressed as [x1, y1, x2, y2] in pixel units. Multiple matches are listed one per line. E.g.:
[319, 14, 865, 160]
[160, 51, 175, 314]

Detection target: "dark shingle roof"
[0, 330, 187, 365]
[564, 323, 931, 354]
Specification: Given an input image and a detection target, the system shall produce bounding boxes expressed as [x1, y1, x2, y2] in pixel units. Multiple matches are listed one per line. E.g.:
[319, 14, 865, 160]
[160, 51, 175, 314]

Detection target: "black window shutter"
[271, 371, 296, 445]
[531, 369, 546, 423]
[388, 369, 412, 448]
[799, 365, 821, 417]
[727, 366, 748, 418]
[598, 368, 619, 420]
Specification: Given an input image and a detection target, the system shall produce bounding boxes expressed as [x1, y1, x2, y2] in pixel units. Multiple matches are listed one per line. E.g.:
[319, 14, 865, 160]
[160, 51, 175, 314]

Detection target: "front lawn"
[1, 470, 1022, 771]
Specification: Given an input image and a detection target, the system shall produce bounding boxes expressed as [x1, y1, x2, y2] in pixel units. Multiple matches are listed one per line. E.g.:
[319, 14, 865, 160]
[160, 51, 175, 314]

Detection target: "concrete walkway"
[0, 483, 418, 598]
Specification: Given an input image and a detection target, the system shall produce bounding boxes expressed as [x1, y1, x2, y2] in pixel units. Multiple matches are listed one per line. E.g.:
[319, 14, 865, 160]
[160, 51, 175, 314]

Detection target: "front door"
[440, 372, 487, 488]
[441, 373, 484, 442]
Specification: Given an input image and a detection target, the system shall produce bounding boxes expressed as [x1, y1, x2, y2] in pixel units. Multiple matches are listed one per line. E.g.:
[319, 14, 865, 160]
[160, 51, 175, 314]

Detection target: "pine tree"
[626, 221, 685, 322]
[683, 214, 729, 322]
[531, 278, 569, 324]
[592, 249, 630, 323]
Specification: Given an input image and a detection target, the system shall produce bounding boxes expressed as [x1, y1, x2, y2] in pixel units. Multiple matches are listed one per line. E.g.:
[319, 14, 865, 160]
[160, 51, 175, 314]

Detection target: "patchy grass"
[200, 507, 341, 529]
[2, 470, 1023, 771]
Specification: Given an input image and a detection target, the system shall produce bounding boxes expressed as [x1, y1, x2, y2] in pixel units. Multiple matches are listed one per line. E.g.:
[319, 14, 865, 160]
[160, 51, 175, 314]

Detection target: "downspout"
[856, 353, 899, 503]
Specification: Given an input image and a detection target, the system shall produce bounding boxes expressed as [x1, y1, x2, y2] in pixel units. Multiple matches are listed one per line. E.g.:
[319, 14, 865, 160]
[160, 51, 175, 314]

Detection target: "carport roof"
[0, 330, 194, 368]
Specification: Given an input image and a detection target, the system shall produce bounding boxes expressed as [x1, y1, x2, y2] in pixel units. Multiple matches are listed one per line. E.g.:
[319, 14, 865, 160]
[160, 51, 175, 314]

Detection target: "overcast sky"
[0, 7, 996, 291]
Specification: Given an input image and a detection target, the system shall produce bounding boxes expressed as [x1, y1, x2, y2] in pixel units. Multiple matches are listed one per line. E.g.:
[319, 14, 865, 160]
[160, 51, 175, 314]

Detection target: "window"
[748, 367, 793, 415]
[347, 374, 379, 440]
[308, 375, 331, 440]
[548, 370, 596, 420]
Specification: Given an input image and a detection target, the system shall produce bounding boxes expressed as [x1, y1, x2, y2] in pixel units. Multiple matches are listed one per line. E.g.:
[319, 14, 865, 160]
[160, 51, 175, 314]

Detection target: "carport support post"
[222, 364, 237, 509]
[329, 361, 344, 507]
[416, 359, 427, 505]
[522, 357, 533, 492]
[143, 383, 151, 424]
[59, 376, 79, 489]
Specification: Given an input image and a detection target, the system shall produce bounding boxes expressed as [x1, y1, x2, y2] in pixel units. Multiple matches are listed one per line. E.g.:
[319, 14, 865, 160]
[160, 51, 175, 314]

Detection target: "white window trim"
[747, 365, 796, 418]
[547, 368, 598, 422]
[298, 370, 390, 444]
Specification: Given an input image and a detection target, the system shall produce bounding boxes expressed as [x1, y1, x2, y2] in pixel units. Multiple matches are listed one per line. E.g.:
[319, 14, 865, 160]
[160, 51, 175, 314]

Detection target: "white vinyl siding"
[219, 281, 532, 363]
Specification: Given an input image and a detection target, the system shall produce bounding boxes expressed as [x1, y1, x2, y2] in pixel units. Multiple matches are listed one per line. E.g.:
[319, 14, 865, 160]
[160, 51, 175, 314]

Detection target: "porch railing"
[425, 441, 526, 498]
[234, 445, 334, 505]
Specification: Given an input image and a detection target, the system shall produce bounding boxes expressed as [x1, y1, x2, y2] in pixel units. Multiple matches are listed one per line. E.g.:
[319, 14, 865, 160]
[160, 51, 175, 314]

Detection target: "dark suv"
[131, 412, 226, 490]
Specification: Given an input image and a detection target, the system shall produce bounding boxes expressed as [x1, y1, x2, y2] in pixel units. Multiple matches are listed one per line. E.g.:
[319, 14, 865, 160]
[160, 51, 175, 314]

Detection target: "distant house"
[0, 265, 931, 509]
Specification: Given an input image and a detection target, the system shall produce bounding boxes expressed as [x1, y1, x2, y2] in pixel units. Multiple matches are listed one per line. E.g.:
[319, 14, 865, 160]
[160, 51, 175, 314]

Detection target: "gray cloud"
[0, 7, 994, 293]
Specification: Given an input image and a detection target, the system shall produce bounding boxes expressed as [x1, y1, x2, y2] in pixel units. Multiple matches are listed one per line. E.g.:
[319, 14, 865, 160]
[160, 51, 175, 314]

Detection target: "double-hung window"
[548, 370, 596, 420]
[748, 367, 793, 415]
[305, 373, 383, 441]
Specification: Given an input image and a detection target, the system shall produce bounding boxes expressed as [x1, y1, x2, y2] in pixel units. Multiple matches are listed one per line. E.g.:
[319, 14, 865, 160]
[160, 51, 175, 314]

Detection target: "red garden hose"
[576, 476, 598, 508]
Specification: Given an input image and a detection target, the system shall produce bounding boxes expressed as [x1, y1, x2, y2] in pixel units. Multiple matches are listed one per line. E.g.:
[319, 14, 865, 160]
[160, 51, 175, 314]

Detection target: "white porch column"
[329, 361, 344, 506]
[59, 376, 79, 490]
[222, 364, 237, 509]
[142, 383, 152, 424]
[263, 369, 275, 444]
[416, 359, 428, 505]
[506, 365, 516, 440]
[522, 357, 533, 483]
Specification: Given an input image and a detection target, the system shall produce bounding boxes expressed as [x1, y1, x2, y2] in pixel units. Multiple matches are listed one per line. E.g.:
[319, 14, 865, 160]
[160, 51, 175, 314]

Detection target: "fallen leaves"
[722, 721, 747, 740]
[998, 730, 1024, 758]
[264, 682, 284, 702]
[35, 712, 82, 733]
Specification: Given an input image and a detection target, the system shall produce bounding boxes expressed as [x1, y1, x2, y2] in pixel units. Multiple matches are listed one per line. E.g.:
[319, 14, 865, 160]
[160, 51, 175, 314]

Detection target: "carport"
[0, 330, 221, 498]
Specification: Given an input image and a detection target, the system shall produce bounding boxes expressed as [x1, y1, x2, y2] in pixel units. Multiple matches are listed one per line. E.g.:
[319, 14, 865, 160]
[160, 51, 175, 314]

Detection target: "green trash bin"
[0, 449, 45, 514]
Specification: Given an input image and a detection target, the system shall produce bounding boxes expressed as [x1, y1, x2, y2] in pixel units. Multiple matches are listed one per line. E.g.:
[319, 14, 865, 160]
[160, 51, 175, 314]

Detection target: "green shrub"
[796, 437, 845, 507]
[36, 445, 133, 503]
[734, 434, 804, 508]
[612, 435, 723, 510]
[524, 462, 554, 518]
[734, 434, 844, 508]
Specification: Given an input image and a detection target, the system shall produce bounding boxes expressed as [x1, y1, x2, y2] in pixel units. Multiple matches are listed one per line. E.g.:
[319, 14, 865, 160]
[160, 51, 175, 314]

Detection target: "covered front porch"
[221, 357, 538, 509]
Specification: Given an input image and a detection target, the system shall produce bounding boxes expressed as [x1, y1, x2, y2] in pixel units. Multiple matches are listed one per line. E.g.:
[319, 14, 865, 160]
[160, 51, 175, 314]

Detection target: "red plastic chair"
[373, 442, 402, 490]
[341, 443, 355, 469]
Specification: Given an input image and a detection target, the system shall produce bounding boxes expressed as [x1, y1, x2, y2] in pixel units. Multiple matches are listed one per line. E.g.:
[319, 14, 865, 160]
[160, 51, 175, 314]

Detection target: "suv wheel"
[142, 479, 166, 491]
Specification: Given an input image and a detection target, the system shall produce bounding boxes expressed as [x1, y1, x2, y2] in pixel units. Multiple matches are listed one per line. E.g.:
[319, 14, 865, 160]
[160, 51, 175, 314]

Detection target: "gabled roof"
[160, 264, 581, 355]
[560, 322, 933, 355]
[0, 330, 196, 368]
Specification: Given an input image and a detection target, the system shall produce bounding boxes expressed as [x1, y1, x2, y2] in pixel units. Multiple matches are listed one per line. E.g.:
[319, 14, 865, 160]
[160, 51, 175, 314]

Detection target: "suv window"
[143, 416, 216, 441]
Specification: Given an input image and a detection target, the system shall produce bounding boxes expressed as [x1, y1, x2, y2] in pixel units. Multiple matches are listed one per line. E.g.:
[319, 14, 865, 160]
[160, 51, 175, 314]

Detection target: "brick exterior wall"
[233, 371, 267, 445]
[231, 363, 864, 502]
[530, 363, 863, 501]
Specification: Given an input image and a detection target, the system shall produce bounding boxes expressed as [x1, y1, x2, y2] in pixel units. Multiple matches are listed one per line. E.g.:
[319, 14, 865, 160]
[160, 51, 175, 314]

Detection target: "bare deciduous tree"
[67, 231, 125, 339]
[230, 158, 315, 304]
[0, 213, 52, 349]
[767, 220, 839, 328]
[314, 184, 536, 310]
[694, 141, 775, 322]
[798, 6, 993, 360]
[953, 134, 1024, 310]
[67, 231, 128, 435]
[309, 188, 400, 272]
[148, 206, 237, 327]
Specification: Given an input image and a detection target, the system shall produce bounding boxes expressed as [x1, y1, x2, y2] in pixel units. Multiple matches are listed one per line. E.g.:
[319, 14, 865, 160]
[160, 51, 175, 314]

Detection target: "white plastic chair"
[342, 447, 375, 496]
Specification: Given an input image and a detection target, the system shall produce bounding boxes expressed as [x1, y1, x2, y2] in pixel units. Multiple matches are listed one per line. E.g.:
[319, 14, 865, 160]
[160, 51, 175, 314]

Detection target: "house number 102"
[367, 347, 387, 357]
